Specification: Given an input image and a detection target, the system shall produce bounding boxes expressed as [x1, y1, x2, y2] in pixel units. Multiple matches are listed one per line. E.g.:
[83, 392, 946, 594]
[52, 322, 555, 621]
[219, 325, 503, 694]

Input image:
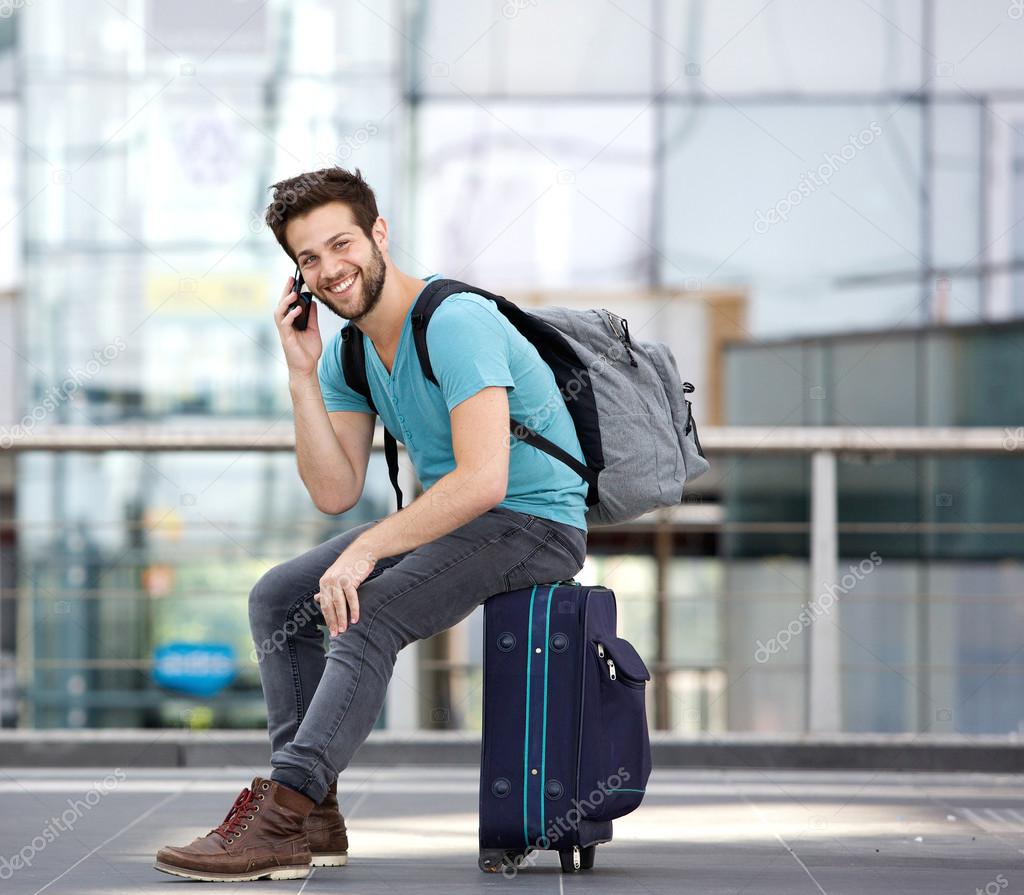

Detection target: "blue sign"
[152, 642, 236, 697]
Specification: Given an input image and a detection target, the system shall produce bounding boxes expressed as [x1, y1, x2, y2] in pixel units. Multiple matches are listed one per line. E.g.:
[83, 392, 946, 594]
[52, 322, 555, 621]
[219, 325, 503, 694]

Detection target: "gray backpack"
[339, 278, 710, 526]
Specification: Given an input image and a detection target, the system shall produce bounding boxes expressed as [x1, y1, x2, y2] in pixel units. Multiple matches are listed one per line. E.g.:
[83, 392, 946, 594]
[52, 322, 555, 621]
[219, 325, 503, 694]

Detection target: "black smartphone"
[287, 265, 313, 331]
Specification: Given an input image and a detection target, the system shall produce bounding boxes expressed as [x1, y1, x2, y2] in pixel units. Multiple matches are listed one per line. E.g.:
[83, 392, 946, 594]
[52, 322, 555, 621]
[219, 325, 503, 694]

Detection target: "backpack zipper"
[681, 383, 706, 458]
[603, 310, 638, 368]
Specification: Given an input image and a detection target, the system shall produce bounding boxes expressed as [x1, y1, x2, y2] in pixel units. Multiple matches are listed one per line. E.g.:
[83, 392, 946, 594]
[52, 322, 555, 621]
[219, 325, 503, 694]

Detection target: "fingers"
[315, 585, 337, 636]
[318, 574, 358, 637]
[275, 277, 315, 332]
[343, 581, 360, 627]
[281, 303, 304, 328]
[274, 276, 296, 320]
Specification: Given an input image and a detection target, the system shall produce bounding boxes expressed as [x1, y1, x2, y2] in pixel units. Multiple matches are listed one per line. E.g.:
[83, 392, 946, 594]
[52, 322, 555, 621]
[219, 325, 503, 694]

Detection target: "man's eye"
[335, 242, 348, 250]
[302, 256, 316, 266]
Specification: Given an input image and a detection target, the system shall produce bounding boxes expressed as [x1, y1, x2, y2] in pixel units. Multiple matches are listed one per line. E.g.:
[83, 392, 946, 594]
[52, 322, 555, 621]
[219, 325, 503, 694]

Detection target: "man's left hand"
[316, 543, 377, 637]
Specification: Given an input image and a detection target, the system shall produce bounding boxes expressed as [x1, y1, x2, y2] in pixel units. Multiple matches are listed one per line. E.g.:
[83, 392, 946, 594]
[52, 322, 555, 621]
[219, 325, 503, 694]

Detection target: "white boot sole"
[154, 861, 309, 882]
[311, 852, 349, 867]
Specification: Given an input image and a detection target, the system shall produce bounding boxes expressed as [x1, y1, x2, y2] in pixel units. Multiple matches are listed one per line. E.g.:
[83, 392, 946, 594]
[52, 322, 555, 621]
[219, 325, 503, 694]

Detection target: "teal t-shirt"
[317, 275, 589, 532]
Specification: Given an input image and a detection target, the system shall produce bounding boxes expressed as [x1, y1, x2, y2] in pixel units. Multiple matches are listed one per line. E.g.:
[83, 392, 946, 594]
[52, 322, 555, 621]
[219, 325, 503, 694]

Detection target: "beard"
[316, 240, 387, 324]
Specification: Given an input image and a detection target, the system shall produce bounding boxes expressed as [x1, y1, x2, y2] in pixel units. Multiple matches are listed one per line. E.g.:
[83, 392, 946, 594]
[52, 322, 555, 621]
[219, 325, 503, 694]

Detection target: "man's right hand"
[275, 275, 322, 378]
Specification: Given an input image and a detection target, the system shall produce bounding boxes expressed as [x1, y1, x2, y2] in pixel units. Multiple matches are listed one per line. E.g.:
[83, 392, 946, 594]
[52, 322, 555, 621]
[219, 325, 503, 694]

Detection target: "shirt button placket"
[390, 385, 411, 445]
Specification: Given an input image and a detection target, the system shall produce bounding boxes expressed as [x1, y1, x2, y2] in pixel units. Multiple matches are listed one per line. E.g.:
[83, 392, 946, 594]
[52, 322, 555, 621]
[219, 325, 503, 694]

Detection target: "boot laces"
[212, 786, 258, 841]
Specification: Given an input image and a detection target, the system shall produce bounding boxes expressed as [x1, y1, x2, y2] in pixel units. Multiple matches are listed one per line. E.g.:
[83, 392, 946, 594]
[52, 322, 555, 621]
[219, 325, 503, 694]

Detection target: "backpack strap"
[409, 279, 601, 503]
[339, 325, 404, 511]
[509, 419, 599, 489]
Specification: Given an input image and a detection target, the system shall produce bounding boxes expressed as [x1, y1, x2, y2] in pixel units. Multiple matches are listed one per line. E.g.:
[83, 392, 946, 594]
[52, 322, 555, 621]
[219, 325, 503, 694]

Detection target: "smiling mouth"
[326, 271, 359, 296]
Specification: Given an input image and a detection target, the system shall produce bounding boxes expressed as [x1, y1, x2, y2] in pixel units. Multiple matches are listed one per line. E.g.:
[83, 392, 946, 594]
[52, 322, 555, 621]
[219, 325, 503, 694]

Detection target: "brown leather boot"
[154, 777, 314, 882]
[306, 779, 349, 867]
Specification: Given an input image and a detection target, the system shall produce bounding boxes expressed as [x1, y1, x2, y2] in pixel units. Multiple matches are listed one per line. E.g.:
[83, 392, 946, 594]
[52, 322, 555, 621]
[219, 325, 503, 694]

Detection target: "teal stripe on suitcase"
[521, 584, 562, 848]
[539, 584, 555, 846]
[522, 585, 537, 846]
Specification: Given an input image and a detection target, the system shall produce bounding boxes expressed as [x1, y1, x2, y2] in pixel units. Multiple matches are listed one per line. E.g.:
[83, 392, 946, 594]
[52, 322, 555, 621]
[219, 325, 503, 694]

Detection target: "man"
[154, 167, 589, 882]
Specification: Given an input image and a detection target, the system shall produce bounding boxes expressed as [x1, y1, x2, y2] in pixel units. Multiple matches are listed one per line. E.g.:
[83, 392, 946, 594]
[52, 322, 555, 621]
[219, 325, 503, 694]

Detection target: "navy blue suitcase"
[478, 580, 653, 874]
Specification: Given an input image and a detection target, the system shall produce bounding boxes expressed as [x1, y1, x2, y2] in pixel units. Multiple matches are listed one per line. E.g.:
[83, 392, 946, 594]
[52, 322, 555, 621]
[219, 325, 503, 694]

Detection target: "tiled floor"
[1, 765, 1022, 894]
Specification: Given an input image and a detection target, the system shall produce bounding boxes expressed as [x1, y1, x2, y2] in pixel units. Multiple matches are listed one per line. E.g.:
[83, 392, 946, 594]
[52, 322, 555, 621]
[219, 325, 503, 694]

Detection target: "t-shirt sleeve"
[317, 330, 375, 414]
[425, 296, 516, 412]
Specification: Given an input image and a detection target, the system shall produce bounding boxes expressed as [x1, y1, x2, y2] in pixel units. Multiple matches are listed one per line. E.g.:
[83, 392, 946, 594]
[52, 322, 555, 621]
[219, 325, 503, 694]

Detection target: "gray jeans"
[248, 505, 587, 804]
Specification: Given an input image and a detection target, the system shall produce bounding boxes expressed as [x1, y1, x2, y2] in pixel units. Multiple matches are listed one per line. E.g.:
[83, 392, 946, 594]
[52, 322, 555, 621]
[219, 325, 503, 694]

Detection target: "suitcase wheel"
[558, 845, 596, 873]
[478, 848, 529, 873]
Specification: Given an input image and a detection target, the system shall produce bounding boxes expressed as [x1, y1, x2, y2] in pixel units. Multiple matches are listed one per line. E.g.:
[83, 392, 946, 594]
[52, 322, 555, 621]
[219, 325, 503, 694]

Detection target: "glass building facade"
[721, 321, 1024, 734]
[1, 1, 1022, 734]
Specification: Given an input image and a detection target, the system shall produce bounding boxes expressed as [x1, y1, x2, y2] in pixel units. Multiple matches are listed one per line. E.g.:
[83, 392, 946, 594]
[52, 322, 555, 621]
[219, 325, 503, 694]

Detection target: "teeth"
[329, 273, 357, 294]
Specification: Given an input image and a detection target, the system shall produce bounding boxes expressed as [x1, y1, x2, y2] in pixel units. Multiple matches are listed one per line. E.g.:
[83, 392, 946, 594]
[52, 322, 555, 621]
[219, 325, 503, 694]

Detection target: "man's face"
[287, 202, 387, 323]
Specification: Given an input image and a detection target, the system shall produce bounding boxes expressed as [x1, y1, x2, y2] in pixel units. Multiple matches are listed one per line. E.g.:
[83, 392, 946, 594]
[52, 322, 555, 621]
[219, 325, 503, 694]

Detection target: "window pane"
[662, 101, 926, 335]
[415, 0, 655, 96]
[663, 0, 924, 95]
[415, 101, 653, 288]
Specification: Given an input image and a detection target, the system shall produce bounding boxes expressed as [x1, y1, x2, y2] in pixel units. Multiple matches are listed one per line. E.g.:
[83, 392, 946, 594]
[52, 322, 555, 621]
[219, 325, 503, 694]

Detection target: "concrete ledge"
[649, 732, 1024, 773]
[1, 729, 1022, 772]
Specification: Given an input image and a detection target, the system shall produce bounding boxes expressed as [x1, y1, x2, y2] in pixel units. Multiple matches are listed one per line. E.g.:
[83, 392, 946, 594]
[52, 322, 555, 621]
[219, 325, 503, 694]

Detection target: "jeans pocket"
[545, 524, 587, 569]
[501, 529, 584, 592]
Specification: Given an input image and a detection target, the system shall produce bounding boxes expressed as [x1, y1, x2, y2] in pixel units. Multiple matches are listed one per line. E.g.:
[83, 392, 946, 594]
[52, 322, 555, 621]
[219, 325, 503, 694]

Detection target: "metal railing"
[3, 423, 1019, 454]
[1, 425, 1021, 734]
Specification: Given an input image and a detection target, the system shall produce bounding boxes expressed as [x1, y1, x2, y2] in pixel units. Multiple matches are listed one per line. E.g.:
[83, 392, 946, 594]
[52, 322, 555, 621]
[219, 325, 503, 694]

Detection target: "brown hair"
[263, 167, 379, 261]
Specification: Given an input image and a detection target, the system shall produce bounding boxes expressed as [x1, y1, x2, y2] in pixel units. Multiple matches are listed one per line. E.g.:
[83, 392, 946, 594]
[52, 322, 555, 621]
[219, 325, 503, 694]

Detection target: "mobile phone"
[287, 265, 313, 330]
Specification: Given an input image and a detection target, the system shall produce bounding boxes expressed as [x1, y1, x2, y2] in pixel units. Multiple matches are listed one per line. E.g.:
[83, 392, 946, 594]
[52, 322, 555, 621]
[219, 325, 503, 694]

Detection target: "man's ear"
[372, 216, 388, 253]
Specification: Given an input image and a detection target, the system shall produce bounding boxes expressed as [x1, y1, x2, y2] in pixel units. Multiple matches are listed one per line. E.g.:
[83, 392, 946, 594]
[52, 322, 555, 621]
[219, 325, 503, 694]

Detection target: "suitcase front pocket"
[581, 637, 652, 822]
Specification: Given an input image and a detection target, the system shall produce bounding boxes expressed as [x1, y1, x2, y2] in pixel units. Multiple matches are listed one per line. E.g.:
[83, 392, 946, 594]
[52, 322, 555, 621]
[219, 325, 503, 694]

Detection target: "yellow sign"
[145, 275, 267, 315]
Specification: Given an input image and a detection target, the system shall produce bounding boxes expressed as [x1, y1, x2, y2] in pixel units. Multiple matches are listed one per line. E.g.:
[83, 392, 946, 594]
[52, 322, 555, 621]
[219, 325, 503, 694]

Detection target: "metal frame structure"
[4, 425, 1019, 733]
[401, 0, 1016, 320]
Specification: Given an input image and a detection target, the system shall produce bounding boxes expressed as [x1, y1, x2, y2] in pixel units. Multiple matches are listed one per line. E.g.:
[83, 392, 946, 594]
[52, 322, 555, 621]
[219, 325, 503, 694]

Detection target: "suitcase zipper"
[596, 642, 617, 680]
